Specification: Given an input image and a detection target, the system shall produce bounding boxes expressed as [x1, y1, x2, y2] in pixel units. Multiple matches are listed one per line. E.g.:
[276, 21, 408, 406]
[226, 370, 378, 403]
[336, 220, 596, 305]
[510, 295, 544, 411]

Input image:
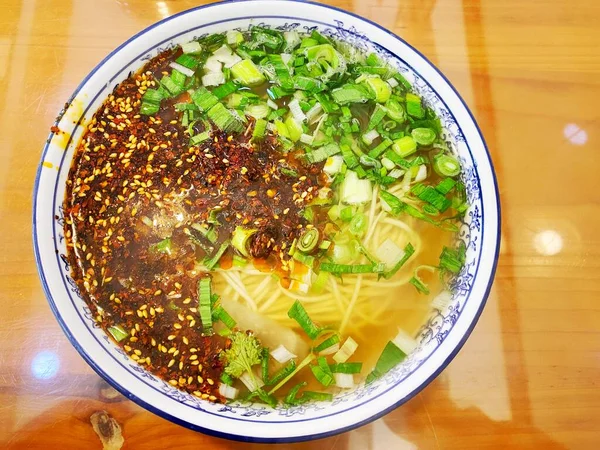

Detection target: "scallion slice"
[329, 362, 362, 374]
[204, 240, 230, 270]
[231, 59, 266, 86]
[306, 143, 341, 163]
[411, 127, 436, 145]
[212, 305, 236, 329]
[287, 300, 321, 339]
[382, 242, 415, 279]
[197, 277, 213, 332]
[314, 334, 340, 353]
[366, 341, 406, 384]
[107, 325, 128, 342]
[311, 356, 335, 387]
[333, 337, 358, 363]
[434, 154, 461, 177]
[319, 262, 385, 274]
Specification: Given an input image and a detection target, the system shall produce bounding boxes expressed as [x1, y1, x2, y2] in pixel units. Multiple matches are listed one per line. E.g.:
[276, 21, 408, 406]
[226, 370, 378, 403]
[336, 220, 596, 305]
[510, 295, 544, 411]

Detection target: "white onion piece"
[392, 329, 418, 355]
[334, 373, 354, 389]
[212, 45, 242, 68]
[202, 72, 225, 87]
[267, 99, 279, 110]
[341, 170, 372, 204]
[204, 56, 222, 73]
[270, 344, 297, 364]
[239, 371, 264, 391]
[218, 383, 239, 399]
[375, 238, 405, 268]
[169, 62, 195, 77]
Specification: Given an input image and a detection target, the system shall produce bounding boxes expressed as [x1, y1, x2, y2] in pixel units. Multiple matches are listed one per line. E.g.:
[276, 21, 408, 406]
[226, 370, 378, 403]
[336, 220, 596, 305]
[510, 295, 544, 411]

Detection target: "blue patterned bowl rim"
[32, 0, 500, 443]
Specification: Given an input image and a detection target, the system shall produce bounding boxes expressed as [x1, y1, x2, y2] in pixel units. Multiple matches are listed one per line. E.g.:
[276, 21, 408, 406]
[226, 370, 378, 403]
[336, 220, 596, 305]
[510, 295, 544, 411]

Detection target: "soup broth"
[63, 27, 467, 405]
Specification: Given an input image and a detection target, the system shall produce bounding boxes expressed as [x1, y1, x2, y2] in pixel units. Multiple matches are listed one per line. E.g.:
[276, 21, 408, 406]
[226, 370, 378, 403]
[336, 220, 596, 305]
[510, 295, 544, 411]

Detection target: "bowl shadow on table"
[4, 378, 567, 449]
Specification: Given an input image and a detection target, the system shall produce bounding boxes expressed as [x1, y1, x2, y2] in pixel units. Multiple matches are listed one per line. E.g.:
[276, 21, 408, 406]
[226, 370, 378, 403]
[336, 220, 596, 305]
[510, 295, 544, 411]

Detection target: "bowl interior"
[33, 0, 498, 442]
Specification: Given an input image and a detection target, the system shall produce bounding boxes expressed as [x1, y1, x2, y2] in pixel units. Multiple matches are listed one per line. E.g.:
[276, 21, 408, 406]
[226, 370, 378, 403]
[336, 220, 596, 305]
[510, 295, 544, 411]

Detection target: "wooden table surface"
[1, 0, 599, 448]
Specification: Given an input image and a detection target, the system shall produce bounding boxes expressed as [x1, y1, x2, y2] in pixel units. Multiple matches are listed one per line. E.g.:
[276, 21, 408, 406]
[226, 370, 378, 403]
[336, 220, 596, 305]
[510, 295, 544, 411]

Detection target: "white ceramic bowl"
[33, 0, 500, 443]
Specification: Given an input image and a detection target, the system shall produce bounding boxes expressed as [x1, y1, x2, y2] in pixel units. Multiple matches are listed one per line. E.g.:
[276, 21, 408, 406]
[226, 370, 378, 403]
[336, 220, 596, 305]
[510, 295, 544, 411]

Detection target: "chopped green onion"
[307, 143, 341, 163]
[267, 54, 294, 89]
[311, 356, 335, 387]
[340, 143, 360, 169]
[411, 127, 436, 145]
[392, 136, 417, 157]
[191, 87, 219, 112]
[287, 300, 321, 339]
[363, 77, 392, 103]
[314, 334, 340, 353]
[197, 277, 213, 332]
[204, 240, 230, 270]
[150, 237, 172, 255]
[212, 305, 237, 329]
[382, 242, 415, 279]
[142, 89, 164, 104]
[292, 391, 333, 405]
[252, 118, 267, 140]
[366, 341, 406, 383]
[261, 347, 270, 383]
[319, 262, 385, 274]
[175, 54, 200, 71]
[231, 59, 266, 86]
[297, 228, 320, 253]
[439, 246, 464, 274]
[331, 84, 371, 104]
[107, 325, 128, 342]
[410, 274, 430, 294]
[412, 184, 451, 212]
[266, 360, 297, 386]
[190, 131, 211, 145]
[207, 103, 243, 133]
[269, 353, 316, 395]
[226, 30, 244, 46]
[140, 101, 159, 116]
[349, 213, 367, 237]
[329, 362, 363, 374]
[333, 337, 358, 363]
[359, 154, 382, 170]
[292, 251, 315, 267]
[384, 99, 406, 123]
[160, 75, 185, 97]
[368, 138, 393, 159]
[436, 178, 456, 195]
[406, 92, 424, 118]
[212, 81, 239, 99]
[283, 382, 307, 405]
[231, 226, 257, 258]
[220, 372, 234, 386]
[368, 104, 387, 130]
[181, 41, 202, 54]
[314, 92, 337, 113]
[433, 154, 461, 177]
